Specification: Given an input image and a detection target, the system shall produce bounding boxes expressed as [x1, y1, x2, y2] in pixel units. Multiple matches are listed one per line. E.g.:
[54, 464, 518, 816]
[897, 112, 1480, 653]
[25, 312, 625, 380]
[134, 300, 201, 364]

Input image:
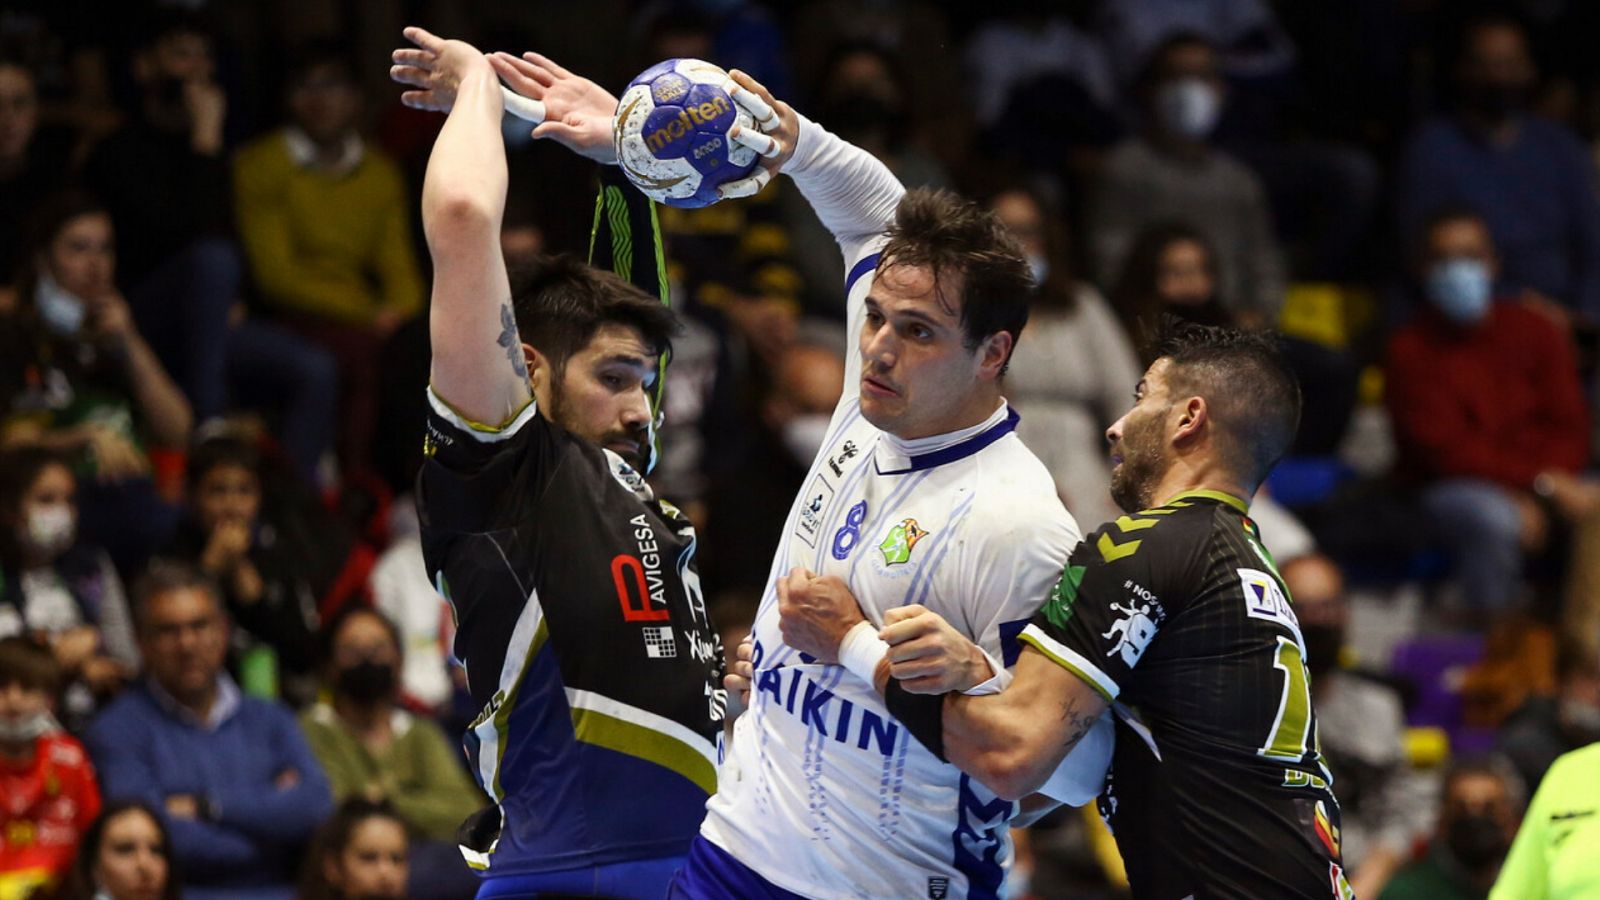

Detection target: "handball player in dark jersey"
[390, 28, 724, 898]
[777, 321, 1352, 898]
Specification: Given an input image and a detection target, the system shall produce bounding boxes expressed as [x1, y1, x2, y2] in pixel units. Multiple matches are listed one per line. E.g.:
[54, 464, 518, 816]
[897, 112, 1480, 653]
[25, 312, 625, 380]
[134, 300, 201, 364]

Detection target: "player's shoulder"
[964, 435, 1077, 535]
[1076, 491, 1238, 571]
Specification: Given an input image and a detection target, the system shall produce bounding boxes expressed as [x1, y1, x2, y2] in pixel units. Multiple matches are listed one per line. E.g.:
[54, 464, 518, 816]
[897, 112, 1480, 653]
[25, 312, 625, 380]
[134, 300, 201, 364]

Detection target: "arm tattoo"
[497, 304, 528, 380]
[1058, 694, 1098, 756]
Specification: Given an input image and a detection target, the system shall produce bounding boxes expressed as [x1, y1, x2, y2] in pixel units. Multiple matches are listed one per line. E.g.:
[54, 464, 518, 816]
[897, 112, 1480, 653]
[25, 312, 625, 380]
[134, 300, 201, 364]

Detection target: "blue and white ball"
[613, 58, 759, 208]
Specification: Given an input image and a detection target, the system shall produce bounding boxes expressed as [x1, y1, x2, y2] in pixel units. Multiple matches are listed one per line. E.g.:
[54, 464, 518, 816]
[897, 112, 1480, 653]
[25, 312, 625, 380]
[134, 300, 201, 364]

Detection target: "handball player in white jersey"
[658, 76, 1114, 899]
[475, 52, 1113, 897]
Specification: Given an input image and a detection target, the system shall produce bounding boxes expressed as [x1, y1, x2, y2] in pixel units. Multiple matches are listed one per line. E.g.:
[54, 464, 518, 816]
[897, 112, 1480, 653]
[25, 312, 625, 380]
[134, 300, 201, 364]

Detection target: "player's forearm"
[945, 654, 1108, 801]
[422, 66, 508, 234]
[784, 113, 905, 254]
[422, 63, 532, 425]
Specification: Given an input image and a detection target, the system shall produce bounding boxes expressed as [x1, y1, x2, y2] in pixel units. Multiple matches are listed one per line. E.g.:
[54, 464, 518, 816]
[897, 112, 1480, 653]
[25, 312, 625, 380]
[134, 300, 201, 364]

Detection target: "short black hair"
[131, 560, 222, 634]
[0, 635, 60, 696]
[316, 604, 403, 672]
[184, 435, 261, 492]
[1151, 317, 1302, 485]
[1137, 31, 1217, 96]
[509, 254, 679, 380]
[1415, 204, 1491, 262]
[134, 8, 214, 54]
[286, 40, 358, 90]
[878, 187, 1034, 369]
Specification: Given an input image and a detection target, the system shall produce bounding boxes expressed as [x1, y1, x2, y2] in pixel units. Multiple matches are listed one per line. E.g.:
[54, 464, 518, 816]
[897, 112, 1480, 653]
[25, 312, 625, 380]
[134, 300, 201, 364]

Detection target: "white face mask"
[0, 711, 57, 744]
[1156, 77, 1223, 140]
[24, 504, 76, 558]
[781, 414, 833, 466]
[34, 271, 88, 337]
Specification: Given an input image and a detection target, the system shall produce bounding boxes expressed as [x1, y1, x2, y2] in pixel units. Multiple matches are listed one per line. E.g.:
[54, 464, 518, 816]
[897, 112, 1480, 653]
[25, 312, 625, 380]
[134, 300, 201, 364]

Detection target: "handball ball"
[613, 59, 760, 208]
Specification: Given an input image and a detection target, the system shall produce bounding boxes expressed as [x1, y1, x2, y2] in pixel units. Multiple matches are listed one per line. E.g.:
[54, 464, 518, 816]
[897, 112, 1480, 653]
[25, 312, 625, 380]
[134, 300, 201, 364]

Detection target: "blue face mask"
[1427, 258, 1493, 325]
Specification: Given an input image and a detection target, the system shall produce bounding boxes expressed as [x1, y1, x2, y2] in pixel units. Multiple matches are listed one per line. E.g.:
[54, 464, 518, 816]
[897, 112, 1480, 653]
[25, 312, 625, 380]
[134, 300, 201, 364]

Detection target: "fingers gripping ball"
[613, 59, 763, 208]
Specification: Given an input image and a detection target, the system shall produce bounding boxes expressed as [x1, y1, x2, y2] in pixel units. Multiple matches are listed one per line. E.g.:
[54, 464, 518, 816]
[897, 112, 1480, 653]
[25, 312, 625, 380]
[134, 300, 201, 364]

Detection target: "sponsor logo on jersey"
[752, 652, 902, 757]
[878, 518, 929, 565]
[1041, 565, 1087, 628]
[794, 473, 835, 548]
[1102, 600, 1160, 667]
[827, 440, 860, 478]
[1239, 567, 1302, 640]
[613, 514, 672, 622]
[643, 625, 677, 658]
[927, 876, 950, 899]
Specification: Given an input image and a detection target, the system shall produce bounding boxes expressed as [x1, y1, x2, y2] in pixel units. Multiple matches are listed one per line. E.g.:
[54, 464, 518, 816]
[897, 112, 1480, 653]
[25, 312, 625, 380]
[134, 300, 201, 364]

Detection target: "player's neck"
[891, 393, 1004, 445]
[1147, 459, 1252, 511]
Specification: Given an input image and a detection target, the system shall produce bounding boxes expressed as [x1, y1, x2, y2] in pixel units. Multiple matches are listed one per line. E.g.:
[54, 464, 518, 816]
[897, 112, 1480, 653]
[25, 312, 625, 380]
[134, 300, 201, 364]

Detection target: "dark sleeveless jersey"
[1019, 491, 1351, 899]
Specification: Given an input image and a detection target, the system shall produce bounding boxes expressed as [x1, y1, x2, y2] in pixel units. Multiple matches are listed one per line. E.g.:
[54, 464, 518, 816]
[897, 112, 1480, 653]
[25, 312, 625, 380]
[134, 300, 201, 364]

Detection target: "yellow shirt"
[233, 129, 423, 325]
[1491, 742, 1600, 900]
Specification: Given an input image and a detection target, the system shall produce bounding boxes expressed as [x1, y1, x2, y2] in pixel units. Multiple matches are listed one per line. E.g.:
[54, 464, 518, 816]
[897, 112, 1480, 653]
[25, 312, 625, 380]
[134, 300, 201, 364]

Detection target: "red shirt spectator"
[0, 732, 102, 885]
[1387, 299, 1588, 491]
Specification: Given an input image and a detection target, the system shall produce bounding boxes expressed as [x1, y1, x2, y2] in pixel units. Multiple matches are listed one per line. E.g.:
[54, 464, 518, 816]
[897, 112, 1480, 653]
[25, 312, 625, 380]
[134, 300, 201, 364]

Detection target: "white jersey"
[700, 116, 1112, 900]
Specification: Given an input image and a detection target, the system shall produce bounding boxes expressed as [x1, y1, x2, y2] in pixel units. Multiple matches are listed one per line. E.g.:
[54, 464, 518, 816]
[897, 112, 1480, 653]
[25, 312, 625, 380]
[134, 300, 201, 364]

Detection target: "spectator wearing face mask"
[298, 606, 481, 900]
[1497, 643, 1600, 794]
[702, 338, 845, 592]
[0, 446, 139, 726]
[1381, 756, 1524, 900]
[1087, 33, 1286, 327]
[989, 185, 1140, 530]
[0, 636, 101, 899]
[1386, 207, 1593, 616]
[0, 189, 191, 573]
[1491, 742, 1600, 899]
[1396, 13, 1600, 327]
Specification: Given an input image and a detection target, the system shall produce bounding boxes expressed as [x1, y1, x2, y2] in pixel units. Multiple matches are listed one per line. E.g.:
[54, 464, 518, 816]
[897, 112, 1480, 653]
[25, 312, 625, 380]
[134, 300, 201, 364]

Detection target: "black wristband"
[884, 680, 948, 762]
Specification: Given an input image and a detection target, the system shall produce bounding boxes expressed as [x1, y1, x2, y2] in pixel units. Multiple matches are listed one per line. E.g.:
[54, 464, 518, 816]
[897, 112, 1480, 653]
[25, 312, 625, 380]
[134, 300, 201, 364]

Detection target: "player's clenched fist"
[776, 567, 865, 664]
[882, 605, 994, 695]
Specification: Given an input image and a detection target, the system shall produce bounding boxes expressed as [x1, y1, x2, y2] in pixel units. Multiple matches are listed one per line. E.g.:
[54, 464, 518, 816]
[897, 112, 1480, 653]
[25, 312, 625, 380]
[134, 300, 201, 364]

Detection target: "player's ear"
[976, 330, 1013, 381]
[1173, 395, 1208, 445]
[524, 343, 552, 402]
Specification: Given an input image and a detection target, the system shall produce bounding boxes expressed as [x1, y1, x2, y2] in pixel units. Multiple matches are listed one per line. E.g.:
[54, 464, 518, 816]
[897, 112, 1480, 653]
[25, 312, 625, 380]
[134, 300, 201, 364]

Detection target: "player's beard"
[1109, 405, 1169, 514]
[546, 378, 648, 472]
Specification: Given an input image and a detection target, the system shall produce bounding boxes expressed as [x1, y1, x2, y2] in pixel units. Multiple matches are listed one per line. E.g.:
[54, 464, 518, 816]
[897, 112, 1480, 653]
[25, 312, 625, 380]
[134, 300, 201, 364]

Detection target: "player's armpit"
[943, 648, 1110, 801]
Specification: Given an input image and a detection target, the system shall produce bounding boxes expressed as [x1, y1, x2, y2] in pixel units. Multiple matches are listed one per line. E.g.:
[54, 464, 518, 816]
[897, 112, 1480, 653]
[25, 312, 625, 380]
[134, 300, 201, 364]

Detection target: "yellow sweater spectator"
[234, 128, 423, 326]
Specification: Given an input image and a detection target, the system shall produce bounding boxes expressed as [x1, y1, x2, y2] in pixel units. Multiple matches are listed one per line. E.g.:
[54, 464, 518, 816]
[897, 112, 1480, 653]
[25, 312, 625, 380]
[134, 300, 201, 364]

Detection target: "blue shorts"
[666, 837, 807, 899]
[474, 855, 686, 899]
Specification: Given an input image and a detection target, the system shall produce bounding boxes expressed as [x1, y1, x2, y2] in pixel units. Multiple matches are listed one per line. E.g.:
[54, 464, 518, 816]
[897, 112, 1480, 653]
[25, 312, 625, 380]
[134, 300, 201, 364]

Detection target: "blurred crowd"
[3, 0, 1600, 898]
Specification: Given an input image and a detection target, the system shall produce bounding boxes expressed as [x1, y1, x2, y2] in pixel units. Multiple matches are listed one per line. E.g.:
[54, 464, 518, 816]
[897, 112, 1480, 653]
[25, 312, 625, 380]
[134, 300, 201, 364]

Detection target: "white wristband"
[837, 620, 889, 686]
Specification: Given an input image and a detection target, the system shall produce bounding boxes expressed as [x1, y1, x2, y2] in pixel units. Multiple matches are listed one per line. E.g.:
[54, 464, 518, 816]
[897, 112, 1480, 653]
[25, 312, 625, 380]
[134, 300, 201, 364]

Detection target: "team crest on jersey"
[1102, 599, 1160, 667]
[926, 876, 949, 899]
[879, 518, 929, 565]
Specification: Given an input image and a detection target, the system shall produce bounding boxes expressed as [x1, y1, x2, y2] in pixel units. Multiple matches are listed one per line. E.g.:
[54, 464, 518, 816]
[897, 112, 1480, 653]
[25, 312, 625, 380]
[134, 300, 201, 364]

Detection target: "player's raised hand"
[777, 567, 865, 663]
[718, 69, 799, 201]
[488, 51, 620, 164]
[390, 26, 491, 113]
[881, 605, 995, 695]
